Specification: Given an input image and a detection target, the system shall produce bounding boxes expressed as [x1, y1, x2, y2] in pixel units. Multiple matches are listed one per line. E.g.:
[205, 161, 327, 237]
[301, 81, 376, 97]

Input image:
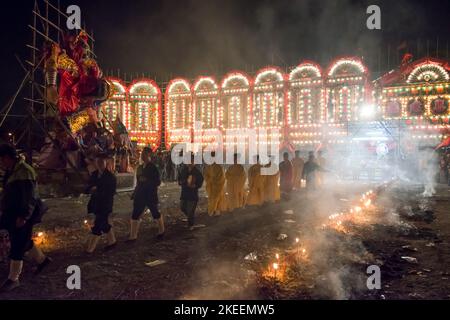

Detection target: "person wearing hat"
[85, 153, 117, 253]
[0, 144, 51, 292]
[128, 147, 164, 241]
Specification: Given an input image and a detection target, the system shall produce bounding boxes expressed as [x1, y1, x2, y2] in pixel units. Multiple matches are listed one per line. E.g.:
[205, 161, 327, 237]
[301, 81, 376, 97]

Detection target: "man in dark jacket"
[128, 147, 164, 241]
[178, 154, 204, 230]
[0, 144, 51, 292]
[302, 152, 325, 191]
[85, 154, 117, 253]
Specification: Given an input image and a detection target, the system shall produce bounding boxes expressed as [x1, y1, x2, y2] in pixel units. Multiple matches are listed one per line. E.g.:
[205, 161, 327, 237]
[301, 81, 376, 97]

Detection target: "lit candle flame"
[295, 238, 299, 243]
[275, 253, 280, 260]
[84, 220, 88, 224]
[37, 232, 44, 237]
[273, 263, 279, 270]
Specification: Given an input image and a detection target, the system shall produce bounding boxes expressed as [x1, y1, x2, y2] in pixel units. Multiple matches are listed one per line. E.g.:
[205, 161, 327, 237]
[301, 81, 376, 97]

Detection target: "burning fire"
[323, 188, 379, 233]
[33, 231, 46, 246]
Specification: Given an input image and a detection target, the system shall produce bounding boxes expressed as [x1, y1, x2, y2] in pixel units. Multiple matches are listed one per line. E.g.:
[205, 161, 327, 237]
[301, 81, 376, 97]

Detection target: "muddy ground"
[0, 180, 449, 300]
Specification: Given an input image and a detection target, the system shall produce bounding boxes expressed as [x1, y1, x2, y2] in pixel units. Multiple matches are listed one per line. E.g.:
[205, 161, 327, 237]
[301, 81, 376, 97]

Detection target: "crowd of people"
[0, 142, 329, 292]
[1, 140, 447, 292]
[37, 118, 136, 175]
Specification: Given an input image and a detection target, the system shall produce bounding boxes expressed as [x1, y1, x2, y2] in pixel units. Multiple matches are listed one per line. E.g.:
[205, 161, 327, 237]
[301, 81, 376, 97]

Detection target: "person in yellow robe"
[225, 154, 247, 211]
[291, 150, 305, 190]
[246, 156, 265, 206]
[204, 153, 226, 216]
[263, 159, 280, 203]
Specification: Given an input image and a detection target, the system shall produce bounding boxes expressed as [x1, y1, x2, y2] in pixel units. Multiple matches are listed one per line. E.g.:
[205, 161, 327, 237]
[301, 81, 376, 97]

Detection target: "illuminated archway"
[288, 61, 324, 125]
[287, 61, 325, 146]
[325, 57, 369, 122]
[165, 78, 192, 149]
[128, 79, 162, 149]
[192, 77, 219, 129]
[221, 71, 252, 130]
[253, 67, 286, 129]
[102, 78, 129, 130]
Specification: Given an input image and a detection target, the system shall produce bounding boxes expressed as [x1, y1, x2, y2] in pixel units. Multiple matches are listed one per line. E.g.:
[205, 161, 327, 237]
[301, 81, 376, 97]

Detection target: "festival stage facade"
[101, 56, 450, 156]
[101, 78, 162, 151]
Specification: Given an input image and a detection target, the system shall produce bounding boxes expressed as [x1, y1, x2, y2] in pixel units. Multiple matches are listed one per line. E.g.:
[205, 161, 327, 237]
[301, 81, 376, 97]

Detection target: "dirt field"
[0, 180, 449, 300]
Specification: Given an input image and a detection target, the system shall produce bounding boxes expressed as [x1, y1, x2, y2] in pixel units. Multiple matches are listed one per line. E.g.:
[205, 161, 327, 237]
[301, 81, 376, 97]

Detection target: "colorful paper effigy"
[44, 31, 112, 133]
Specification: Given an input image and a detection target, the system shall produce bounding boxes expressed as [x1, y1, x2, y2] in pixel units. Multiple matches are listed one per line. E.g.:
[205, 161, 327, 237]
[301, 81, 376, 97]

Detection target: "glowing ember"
[33, 231, 46, 246]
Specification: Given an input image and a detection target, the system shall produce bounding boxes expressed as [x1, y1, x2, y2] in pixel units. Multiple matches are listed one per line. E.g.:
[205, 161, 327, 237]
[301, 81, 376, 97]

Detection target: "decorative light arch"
[165, 78, 192, 149]
[221, 72, 251, 89]
[193, 77, 218, 92]
[168, 79, 191, 94]
[102, 78, 129, 130]
[289, 61, 322, 81]
[407, 63, 449, 84]
[129, 81, 159, 96]
[128, 79, 162, 149]
[327, 57, 368, 77]
[255, 67, 285, 85]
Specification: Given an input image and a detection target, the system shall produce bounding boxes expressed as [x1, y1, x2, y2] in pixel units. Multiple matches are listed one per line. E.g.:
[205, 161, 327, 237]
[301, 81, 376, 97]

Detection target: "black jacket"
[134, 162, 161, 203]
[86, 169, 117, 215]
[178, 165, 204, 201]
[0, 160, 39, 229]
[302, 160, 324, 180]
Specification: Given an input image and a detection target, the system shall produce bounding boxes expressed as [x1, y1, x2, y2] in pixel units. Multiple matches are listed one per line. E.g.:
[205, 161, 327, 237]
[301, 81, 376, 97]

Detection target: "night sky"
[1, 0, 449, 114]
